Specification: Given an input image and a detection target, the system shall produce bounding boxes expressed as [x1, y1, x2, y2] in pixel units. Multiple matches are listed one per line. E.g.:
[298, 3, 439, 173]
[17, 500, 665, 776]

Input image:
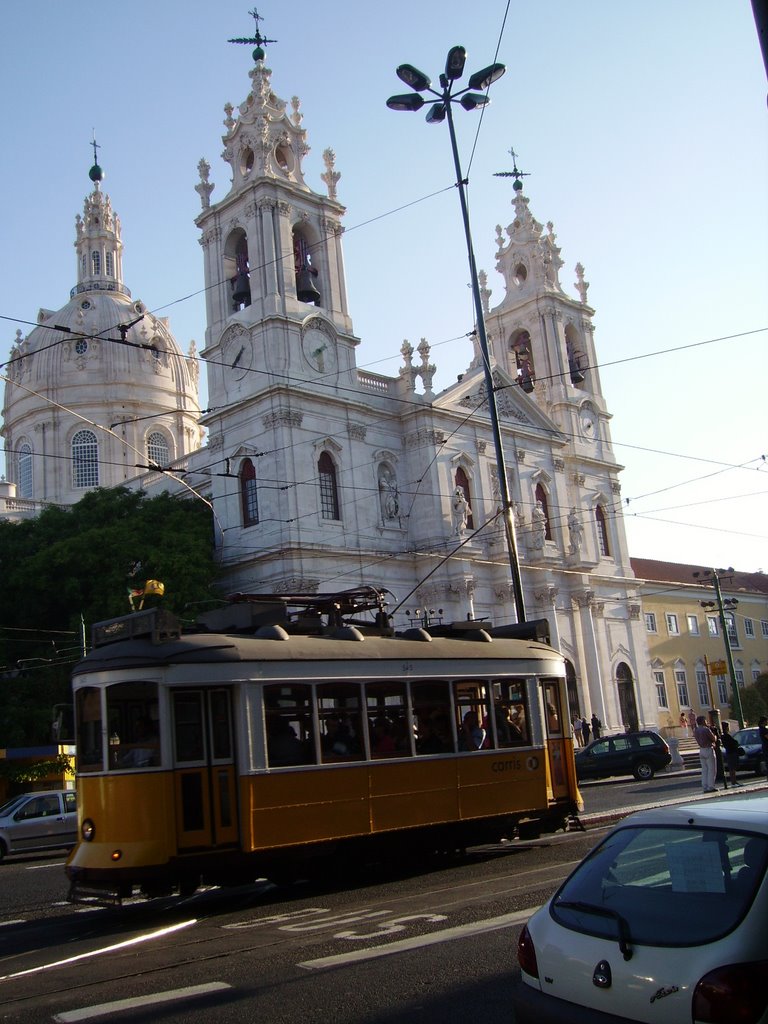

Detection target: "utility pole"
[695, 569, 744, 729]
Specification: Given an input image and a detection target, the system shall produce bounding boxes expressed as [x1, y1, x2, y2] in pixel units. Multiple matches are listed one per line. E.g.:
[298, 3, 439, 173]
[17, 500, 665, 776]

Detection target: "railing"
[357, 370, 391, 394]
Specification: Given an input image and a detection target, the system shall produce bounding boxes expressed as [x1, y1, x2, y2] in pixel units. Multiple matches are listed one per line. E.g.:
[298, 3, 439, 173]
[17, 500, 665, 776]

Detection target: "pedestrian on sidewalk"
[572, 715, 583, 747]
[581, 716, 591, 745]
[694, 715, 718, 793]
[590, 713, 602, 740]
[720, 722, 741, 787]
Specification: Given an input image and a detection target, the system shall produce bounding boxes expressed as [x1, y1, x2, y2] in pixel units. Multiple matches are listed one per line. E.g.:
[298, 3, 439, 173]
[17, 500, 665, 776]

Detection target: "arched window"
[17, 443, 33, 499]
[535, 483, 552, 540]
[511, 329, 534, 393]
[293, 229, 321, 306]
[147, 432, 169, 469]
[72, 429, 99, 488]
[595, 504, 610, 556]
[565, 324, 586, 385]
[454, 466, 474, 530]
[318, 451, 340, 520]
[105, 251, 114, 277]
[240, 458, 259, 526]
[91, 250, 101, 275]
[224, 228, 250, 312]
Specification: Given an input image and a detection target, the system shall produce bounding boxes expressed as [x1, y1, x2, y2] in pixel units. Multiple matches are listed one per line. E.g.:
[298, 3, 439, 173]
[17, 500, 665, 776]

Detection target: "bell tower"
[483, 154, 607, 450]
[196, 13, 357, 410]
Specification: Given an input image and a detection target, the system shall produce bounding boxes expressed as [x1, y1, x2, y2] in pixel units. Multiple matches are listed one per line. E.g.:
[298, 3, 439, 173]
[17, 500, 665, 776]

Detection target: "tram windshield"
[75, 681, 160, 773]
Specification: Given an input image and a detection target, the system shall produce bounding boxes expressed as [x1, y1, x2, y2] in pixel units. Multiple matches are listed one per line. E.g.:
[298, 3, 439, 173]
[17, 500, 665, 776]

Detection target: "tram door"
[541, 679, 569, 800]
[172, 688, 239, 850]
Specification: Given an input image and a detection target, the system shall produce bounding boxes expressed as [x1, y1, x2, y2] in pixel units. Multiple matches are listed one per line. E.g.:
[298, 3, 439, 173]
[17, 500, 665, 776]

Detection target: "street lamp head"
[445, 45, 467, 80]
[425, 101, 447, 123]
[467, 62, 506, 91]
[459, 92, 490, 111]
[386, 93, 426, 112]
[396, 64, 432, 92]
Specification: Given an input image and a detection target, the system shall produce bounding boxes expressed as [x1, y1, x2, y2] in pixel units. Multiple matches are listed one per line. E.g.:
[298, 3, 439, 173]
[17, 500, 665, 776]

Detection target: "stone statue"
[567, 507, 584, 555]
[452, 487, 469, 536]
[531, 500, 547, 549]
[378, 464, 400, 521]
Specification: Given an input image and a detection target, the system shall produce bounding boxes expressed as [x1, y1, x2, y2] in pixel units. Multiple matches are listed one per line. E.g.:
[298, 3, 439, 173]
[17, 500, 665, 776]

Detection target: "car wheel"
[633, 761, 655, 781]
[0, 839, 6, 863]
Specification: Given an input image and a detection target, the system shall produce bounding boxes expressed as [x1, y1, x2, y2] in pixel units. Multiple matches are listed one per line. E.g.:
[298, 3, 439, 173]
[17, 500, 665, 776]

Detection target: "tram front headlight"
[82, 819, 95, 842]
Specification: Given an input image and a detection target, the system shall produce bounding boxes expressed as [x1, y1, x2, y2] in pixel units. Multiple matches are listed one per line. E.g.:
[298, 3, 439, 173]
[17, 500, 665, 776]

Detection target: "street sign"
[709, 660, 727, 675]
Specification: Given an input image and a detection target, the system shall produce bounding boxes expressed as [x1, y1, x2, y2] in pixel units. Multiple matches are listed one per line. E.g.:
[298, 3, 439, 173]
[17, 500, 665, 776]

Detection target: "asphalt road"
[0, 771, 765, 1024]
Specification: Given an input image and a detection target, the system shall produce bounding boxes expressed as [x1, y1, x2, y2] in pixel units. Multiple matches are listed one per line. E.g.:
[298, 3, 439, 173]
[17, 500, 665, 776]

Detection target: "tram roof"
[72, 629, 565, 678]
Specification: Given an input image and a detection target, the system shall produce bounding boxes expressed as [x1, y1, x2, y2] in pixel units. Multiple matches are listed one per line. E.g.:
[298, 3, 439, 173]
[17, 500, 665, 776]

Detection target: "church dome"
[1, 159, 201, 507]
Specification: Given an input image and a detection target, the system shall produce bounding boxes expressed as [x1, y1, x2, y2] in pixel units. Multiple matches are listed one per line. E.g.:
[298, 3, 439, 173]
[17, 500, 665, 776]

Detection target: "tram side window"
[454, 681, 492, 750]
[173, 692, 206, 763]
[491, 679, 530, 747]
[542, 679, 563, 734]
[318, 683, 363, 762]
[264, 684, 315, 767]
[366, 682, 412, 758]
[412, 680, 454, 754]
[106, 681, 160, 769]
[75, 687, 103, 773]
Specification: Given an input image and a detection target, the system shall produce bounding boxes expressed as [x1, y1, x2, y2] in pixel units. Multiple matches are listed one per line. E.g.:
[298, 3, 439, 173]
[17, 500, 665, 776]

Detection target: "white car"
[512, 798, 768, 1024]
[0, 790, 77, 861]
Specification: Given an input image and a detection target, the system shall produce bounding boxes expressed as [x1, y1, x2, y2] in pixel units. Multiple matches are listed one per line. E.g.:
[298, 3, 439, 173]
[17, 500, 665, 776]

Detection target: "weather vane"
[228, 8, 277, 57]
[494, 147, 530, 192]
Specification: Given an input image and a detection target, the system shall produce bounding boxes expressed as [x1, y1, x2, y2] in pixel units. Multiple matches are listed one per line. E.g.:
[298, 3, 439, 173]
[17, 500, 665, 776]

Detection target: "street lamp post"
[387, 47, 526, 622]
[695, 569, 745, 729]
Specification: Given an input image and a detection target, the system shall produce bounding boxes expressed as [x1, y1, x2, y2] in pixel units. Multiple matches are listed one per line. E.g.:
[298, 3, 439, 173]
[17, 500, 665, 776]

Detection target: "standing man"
[591, 712, 602, 740]
[581, 716, 591, 745]
[694, 715, 718, 793]
[572, 715, 583, 747]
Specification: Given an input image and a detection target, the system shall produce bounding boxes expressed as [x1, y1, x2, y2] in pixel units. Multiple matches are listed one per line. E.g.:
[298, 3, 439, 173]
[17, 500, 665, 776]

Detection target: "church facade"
[1, 41, 653, 734]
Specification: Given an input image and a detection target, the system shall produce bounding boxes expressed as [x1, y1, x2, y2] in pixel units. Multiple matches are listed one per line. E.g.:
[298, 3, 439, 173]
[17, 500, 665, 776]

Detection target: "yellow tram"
[66, 589, 582, 902]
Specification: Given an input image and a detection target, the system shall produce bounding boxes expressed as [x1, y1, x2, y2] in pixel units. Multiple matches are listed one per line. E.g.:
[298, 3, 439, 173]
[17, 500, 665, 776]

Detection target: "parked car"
[574, 730, 671, 781]
[0, 789, 77, 861]
[512, 798, 768, 1023]
[733, 727, 766, 775]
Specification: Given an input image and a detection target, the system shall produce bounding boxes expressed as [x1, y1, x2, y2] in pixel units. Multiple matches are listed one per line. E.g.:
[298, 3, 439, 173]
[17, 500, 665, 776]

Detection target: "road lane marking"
[52, 982, 232, 1022]
[298, 906, 539, 970]
[0, 919, 197, 981]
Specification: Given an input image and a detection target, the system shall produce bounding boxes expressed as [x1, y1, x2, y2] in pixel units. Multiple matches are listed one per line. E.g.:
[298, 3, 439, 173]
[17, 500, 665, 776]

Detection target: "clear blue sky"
[2, 1, 766, 572]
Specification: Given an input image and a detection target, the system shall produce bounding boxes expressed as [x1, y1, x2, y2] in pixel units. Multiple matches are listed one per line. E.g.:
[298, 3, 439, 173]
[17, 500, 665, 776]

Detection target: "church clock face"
[223, 333, 252, 381]
[302, 326, 335, 373]
[580, 405, 597, 439]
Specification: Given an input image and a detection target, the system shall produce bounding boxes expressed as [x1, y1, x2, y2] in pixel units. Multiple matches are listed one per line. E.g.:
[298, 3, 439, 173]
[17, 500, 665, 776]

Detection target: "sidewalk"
[580, 765, 767, 829]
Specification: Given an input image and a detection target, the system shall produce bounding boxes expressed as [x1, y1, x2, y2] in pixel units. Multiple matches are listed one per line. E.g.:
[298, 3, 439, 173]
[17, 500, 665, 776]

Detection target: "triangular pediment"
[434, 365, 564, 439]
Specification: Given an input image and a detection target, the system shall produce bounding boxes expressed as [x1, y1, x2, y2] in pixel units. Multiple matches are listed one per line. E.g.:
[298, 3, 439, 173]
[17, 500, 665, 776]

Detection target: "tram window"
[105, 681, 160, 769]
[264, 684, 315, 767]
[454, 681, 492, 750]
[411, 680, 454, 754]
[75, 686, 104, 773]
[491, 679, 530, 746]
[209, 690, 232, 760]
[543, 679, 563, 734]
[174, 692, 206, 763]
[365, 682, 412, 758]
[318, 683, 363, 762]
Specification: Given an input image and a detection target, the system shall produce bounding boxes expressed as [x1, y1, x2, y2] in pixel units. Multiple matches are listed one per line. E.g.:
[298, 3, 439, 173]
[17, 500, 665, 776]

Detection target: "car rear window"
[635, 734, 659, 748]
[551, 825, 767, 946]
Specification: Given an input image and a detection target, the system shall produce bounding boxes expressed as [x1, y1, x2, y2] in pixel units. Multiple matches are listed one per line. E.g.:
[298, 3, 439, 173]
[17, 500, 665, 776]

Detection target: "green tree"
[0, 488, 219, 745]
[737, 673, 768, 726]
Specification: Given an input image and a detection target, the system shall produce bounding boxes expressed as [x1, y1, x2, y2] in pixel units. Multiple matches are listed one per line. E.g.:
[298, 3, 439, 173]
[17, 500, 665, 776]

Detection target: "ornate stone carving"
[553, 457, 565, 473]
[263, 408, 303, 428]
[321, 147, 341, 200]
[348, 423, 367, 440]
[195, 158, 215, 210]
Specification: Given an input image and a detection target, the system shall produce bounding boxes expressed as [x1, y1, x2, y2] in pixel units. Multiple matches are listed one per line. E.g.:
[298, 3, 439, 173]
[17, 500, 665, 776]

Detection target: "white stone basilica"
[1, 39, 653, 733]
